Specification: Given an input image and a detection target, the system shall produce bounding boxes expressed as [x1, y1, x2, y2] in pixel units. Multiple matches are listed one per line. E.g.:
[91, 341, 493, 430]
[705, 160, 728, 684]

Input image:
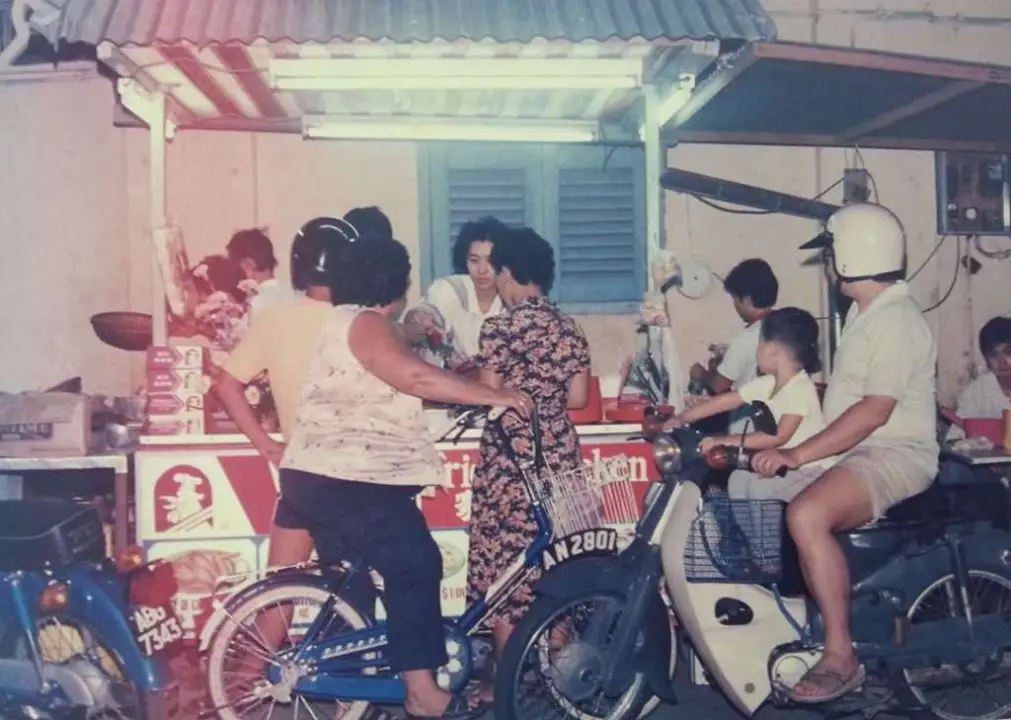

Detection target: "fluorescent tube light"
[274, 74, 638, 92]
[303, 116, 599, 144]
[272, 57, 644, 83]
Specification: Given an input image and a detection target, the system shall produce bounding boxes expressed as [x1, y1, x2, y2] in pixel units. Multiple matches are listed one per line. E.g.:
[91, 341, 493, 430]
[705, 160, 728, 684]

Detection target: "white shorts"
[727, 466, 824, 503]
[833, 444, 936, 519]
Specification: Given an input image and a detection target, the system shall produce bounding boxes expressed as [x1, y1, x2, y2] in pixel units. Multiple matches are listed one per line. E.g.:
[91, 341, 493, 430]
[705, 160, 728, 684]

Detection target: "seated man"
[946, 315, 1011, 439]
[753, 203, 938, 704]
[690, 258, 779, 436]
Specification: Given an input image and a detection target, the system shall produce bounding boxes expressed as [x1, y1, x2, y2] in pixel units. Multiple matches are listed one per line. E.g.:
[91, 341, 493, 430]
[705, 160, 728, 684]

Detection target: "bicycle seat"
[0, 500, 106, 571]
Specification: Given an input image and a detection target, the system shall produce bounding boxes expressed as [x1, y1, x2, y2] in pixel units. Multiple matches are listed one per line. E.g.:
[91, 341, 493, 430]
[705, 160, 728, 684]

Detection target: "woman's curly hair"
[490, 227, 555, 293]
[329, 235, 412, 307]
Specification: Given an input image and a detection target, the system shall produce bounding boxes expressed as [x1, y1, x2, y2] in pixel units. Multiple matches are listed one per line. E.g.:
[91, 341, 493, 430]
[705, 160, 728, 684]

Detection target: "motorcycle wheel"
[494, 588, 676, 720]
[900, 568, 1011, 720]
[3, 614, 149, 720]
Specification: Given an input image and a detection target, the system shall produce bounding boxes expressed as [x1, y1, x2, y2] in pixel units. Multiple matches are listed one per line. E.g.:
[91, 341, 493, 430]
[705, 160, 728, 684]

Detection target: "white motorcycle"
[495, 402, 1011, 720]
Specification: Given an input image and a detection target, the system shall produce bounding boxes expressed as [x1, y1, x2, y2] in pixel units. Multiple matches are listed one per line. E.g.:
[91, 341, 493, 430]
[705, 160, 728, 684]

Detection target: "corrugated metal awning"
[28, 0, 777, 136]
[40, 0, 777, 46]
[666, 42, 1011, 152]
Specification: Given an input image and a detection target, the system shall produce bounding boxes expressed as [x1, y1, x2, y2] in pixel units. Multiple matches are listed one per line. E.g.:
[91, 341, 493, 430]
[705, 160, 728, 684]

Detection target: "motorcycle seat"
[852, 477, 1010, 532]
[0, 500, 106, 571]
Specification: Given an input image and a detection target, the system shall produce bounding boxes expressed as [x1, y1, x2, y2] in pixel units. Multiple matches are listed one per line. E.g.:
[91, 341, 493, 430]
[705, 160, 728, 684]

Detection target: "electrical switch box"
[936, 151, 1011, 236]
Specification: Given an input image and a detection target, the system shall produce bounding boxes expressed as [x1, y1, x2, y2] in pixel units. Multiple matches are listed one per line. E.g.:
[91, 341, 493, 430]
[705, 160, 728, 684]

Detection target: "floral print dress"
[466, 295, 591, 625]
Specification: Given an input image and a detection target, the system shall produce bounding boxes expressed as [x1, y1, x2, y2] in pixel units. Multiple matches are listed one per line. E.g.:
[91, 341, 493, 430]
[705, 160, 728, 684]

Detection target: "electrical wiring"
[922, 236, 963, 314]
[907, 234, 947, 282]
[973, 234, 1011, 261]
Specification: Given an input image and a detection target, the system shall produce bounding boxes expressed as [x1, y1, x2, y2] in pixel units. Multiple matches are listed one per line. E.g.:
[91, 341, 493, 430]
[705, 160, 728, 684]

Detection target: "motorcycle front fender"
[534, 555, 637, 598]
[63, 570, 174, 693]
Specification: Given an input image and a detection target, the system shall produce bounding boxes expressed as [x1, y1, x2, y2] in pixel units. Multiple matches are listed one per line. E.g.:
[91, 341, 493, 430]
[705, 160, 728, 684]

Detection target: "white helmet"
[801, 203, 906, 280]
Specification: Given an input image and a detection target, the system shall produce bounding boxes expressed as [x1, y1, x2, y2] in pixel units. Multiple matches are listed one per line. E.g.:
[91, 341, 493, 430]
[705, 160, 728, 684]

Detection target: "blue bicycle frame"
[261, 407, 570, 703]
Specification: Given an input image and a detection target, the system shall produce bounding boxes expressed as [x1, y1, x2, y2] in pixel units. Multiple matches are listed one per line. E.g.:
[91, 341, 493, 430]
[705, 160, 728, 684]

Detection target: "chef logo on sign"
[155, 464, 214, 533]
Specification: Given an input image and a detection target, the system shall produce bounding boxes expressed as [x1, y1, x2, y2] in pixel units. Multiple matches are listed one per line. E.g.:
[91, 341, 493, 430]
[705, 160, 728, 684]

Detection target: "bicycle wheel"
[495, 589, 665, 720]
[901, 568, 1011, 720]
[206, 577, 374, 720]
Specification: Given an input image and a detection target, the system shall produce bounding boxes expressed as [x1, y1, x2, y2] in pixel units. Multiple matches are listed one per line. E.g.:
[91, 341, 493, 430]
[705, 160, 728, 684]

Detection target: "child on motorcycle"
[668, 306, 835, 501]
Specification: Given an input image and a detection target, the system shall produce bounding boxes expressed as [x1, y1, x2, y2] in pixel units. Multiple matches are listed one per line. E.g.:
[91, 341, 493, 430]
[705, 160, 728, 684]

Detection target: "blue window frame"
[419, 142, 646, 315]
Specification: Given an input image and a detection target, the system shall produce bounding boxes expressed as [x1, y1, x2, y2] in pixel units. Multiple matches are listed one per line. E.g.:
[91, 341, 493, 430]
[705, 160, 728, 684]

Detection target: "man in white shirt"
[691, 258, 779, 435]
[946, 316, 1011, 439]
[227, 228, 292, 317]
[752, 204, 938, 704]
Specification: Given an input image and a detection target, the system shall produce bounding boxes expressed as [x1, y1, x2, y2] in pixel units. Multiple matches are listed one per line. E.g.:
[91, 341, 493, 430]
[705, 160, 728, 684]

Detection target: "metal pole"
[643, 84, 666, 280]
[149, 90, 168, 345]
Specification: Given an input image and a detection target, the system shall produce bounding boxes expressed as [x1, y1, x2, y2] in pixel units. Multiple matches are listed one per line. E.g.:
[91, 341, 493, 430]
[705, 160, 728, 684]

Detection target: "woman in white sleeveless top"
[280, 236, 532, 720]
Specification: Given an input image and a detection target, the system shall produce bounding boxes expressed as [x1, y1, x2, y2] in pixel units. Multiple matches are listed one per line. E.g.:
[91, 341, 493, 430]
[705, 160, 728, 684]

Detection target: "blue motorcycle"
[0, 499, 181, 719]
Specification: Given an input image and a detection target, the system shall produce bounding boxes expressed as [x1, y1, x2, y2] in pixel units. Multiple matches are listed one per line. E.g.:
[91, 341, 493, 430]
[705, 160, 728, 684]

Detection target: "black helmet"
[290, 217, 359, 291]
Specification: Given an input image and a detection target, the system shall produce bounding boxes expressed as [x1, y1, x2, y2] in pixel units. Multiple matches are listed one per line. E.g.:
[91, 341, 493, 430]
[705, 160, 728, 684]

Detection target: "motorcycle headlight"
[652, 434, 684, 475]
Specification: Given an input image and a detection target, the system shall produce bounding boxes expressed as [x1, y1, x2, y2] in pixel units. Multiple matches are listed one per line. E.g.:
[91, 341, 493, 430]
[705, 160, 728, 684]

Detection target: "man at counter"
[217, 217, 363, 568]
[227, 228, 291, 317]
[751, 203, 938, 704]
[404, 217, 510, 364]
[946, 315, 1011, 439]
[690, 258, 779, 434]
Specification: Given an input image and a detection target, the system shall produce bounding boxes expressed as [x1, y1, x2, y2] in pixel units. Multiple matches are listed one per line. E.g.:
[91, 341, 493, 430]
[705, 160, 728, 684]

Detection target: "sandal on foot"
[786, 663, 866, 705]
[405, 694, 490, 720]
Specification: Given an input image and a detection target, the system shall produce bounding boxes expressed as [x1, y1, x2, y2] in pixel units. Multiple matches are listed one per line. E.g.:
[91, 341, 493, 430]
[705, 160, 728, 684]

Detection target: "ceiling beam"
[835, 80, 983, 144]
[666, 44, 759, 131]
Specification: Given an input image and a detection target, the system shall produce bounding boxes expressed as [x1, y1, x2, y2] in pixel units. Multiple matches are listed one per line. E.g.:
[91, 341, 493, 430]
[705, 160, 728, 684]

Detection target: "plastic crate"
[0, 500, 106, 571]
[684, 496, 785, 585]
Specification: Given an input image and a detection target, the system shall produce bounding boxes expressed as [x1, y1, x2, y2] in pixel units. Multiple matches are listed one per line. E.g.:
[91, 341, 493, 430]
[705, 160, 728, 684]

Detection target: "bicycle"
[203, 405, 675, 720]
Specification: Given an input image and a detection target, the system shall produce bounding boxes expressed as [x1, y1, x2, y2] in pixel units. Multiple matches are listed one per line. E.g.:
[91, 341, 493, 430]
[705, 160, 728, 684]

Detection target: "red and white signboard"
[135, 430, 656, 638]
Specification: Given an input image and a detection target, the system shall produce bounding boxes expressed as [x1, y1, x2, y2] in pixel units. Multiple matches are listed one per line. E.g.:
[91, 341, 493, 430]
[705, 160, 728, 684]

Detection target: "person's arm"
[217, 319, 284, 464]
[349, 311, 517, 408]
[691, 362, 733, 395]
[673, 391, 744, 426]
[790, 397, 896, 466]
[567, 368, 591, 410]
[709, 414, 804, 451]
[215, 371, 284, 463]
[701, 327, 756, 396]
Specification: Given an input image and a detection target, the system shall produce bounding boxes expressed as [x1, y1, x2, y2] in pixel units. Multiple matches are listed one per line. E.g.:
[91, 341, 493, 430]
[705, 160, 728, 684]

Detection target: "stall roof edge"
[36, 0, 778, 48]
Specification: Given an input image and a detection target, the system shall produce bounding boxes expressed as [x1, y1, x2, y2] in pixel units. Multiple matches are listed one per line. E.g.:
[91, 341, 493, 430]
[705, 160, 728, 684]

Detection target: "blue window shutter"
[553, 146, 646, 304]
[423, 143, 541, 287]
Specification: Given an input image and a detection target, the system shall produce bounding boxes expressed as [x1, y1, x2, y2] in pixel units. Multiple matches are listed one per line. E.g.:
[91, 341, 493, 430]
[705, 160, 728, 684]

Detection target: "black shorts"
[273, 493, 306, 530]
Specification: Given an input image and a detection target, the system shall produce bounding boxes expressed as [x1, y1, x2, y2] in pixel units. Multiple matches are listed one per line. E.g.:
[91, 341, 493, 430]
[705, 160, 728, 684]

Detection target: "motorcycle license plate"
[542, 528, 618, 572]
[130, 603, 183, 657]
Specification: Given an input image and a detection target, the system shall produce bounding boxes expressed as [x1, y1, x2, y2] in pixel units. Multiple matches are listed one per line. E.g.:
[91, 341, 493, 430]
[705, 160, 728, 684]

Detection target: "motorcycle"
[495, 402, 1011, 720]
[0, 499, 182, 719]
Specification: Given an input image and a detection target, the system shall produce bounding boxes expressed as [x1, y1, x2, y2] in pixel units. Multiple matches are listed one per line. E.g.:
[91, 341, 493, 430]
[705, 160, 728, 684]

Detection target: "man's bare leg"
[786, 468, 874, 699]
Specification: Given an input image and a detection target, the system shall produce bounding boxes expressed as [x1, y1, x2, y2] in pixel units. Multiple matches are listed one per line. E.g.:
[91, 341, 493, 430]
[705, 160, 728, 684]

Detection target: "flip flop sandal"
[786, 664, 866, 705]
[405, 693, 490, 720]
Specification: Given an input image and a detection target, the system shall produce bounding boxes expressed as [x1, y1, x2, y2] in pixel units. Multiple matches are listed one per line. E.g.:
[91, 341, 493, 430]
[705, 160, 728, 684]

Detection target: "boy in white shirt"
[690, 258, 779, 435]
[672, 307, 831, 501]
[946, 316, 1011, 439]
[227, 228, 292, 317]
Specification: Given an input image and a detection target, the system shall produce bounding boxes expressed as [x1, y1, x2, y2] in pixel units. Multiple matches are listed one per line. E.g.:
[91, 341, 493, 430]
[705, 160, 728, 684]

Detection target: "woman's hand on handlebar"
[752, 448, 799, 478]
[663, 414, 687, 431]
[494, 388, 536, 419]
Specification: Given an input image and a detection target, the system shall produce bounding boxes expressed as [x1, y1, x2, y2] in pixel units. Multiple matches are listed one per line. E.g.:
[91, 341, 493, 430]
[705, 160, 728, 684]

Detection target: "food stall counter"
[134, 422, 657, 640]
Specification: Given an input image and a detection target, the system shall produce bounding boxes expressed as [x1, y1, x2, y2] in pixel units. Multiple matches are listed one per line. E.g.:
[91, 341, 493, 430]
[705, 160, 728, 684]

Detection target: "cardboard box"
[0, 392, 97, 458]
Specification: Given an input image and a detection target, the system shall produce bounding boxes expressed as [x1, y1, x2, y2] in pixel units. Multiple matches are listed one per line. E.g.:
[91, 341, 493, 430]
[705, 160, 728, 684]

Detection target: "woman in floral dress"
[466, 226, 592, 679]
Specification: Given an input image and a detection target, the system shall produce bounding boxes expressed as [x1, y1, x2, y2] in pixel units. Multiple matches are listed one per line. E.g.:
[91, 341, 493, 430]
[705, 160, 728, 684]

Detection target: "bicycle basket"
[535, 455, 639, 538]
[684, 495, 784, 584]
